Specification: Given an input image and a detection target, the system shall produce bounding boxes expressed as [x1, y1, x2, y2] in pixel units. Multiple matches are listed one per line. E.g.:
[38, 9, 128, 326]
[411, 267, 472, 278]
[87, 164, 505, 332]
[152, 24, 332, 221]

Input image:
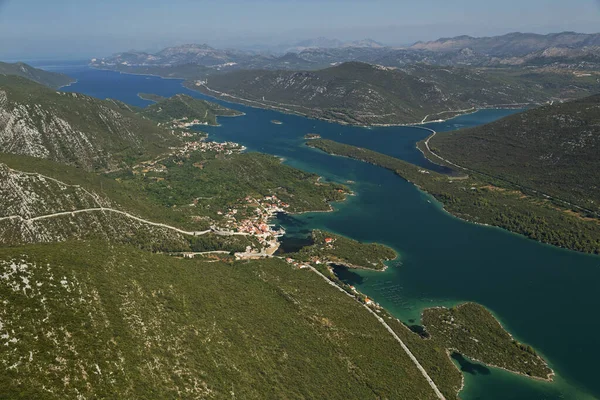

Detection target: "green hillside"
[139, 93, 243, 126]
[188, 62, 600, 125]
[0, 61, 75, 89]
[429, 95, 600, 213]
[0, 241, 441, 399]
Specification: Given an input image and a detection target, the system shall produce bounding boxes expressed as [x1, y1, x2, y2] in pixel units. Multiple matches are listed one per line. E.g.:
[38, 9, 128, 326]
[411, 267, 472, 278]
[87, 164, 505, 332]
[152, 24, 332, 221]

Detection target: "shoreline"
[87, 65, 537, 129]
[57, 78, 78, 90]
[188, 80, 537, 128]
[421, 304, 555, 384]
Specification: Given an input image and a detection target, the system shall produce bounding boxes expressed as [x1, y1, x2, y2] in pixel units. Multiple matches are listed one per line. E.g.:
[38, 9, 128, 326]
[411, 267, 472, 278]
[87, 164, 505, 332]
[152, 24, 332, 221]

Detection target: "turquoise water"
[56, 66, 600, 399]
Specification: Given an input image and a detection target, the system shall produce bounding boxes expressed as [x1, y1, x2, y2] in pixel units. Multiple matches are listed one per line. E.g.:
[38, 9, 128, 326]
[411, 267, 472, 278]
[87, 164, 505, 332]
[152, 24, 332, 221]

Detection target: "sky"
[1, 0, 599, 60]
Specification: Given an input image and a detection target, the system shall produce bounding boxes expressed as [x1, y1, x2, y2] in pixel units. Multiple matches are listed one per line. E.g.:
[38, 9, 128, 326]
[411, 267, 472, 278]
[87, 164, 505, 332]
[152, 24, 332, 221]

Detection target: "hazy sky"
[1, 0, 599, 60]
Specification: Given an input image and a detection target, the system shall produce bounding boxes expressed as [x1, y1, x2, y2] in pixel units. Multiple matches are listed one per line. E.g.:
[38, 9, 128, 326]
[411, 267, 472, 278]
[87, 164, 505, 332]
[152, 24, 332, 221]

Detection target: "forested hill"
[139, 93, 243, 125]
[191, 62, 600, 125]
[0, 75, 178, 170]
[429, 95, 600, 213]
[0, 61, 75, 89]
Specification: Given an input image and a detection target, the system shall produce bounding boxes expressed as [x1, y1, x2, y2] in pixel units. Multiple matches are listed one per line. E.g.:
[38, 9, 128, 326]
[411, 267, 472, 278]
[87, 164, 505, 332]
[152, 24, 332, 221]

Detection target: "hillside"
[0, 241, 440, 399]
[428, 94, 600, 214]
[0, 61, 74, 89]
[0, 75, 178, 170]
[139, 93, 243, 126]
[189, 62, 600, 125]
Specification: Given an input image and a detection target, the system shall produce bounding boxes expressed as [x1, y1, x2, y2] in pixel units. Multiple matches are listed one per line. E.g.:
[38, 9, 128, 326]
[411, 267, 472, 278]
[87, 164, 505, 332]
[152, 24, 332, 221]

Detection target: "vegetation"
[138, 92, 166, 102]
[0, 75, 178, 170]
[0, 61, 75, 89]
[0, 144, 346, 253]
[293, 230, 397, 270]
[0, 240, 445, 399]
[422, 303, 553, 379]
[308, 139, 600, 254]
[428, 94, 600, 213]
[187, 61, 600, 125]
[139, 93, 243, 126]
[110, 150, 347, 217]
[314, 264, 550, 399]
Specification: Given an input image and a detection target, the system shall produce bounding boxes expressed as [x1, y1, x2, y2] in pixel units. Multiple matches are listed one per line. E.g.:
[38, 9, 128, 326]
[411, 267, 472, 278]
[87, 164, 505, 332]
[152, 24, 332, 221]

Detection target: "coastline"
[87, 65, 539, 129]
[57, 78, 78, 90]
[187, 80, 539, 128]
[421, 304, 555, 384]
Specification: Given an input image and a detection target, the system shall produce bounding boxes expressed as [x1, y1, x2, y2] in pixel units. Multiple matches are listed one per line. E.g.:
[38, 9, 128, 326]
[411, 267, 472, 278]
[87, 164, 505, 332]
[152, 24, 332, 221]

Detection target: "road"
[418, 127, 600, 217]
[0, 207, 213, 236]
[306, 265, 446, 400]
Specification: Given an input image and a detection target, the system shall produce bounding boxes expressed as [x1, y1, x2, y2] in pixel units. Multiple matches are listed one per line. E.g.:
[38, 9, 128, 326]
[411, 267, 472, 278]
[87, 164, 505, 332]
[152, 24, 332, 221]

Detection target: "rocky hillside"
[0, 61, 74, 89]
[429, 94, 600, 213]
[191, 61, 600, 125]
[0, 75, 178, 170]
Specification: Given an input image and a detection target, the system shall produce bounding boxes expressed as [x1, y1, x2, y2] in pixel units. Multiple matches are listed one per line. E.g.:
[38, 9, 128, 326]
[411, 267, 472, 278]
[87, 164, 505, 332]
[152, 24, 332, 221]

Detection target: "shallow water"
[56, 65, 600, 399]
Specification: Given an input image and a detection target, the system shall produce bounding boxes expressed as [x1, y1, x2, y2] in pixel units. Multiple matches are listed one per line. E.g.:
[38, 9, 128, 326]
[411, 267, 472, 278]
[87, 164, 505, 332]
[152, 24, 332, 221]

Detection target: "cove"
[55, 65, 600, 400]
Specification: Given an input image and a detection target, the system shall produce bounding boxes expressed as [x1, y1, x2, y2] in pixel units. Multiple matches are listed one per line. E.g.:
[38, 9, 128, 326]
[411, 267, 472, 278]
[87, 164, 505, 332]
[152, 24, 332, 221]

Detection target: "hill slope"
[139, 93, 243, 125]
[0, 76, 177, 170]
[429, 94, 600, 213]
[0, 241, 445, 399]
[0, 61, 74, 89]
[191, 62, 600, 125]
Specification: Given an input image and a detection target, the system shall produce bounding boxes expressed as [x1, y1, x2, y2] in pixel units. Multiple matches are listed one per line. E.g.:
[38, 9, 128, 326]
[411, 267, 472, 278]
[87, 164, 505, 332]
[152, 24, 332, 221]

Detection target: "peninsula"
[307, 138, 600, 254]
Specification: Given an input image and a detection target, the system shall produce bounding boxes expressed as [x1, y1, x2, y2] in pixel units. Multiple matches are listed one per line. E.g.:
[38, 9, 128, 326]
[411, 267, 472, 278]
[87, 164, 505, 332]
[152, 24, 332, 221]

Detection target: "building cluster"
[213, 195, 289, 254]
[173, 140, 246, 157]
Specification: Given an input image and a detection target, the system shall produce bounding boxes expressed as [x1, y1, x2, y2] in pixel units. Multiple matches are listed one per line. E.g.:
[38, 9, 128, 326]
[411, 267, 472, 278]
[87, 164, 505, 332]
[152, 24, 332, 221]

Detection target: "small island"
[293, 230, 397, 271]
[271, 120, 283, 125]
[304, 133, 321, 139]
[138, 93, 166, 103]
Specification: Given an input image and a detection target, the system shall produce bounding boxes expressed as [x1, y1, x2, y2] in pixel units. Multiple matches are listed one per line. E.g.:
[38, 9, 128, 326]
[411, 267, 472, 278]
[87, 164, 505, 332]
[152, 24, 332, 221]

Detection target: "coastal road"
[307, 265, 446, 400]
[418, 127, 600, 217]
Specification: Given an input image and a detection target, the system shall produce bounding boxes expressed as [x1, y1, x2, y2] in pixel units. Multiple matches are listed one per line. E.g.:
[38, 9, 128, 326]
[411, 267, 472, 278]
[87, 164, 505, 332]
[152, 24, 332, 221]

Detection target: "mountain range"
[91, 31, 600, 72]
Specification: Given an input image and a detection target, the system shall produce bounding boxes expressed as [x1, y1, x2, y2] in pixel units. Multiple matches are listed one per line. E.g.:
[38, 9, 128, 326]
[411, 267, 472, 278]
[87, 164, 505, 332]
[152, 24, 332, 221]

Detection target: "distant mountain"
[284, 37, 385, 53]
[0, 75, 177, 170]
[190, 61, 600, 125]
[92, 39, 390, 72]
[92, 32, 600, 74]
[287, 37, 345, 52]
[343, 39, 385, 48]
[0, 61, 74, 89]
[92, 43, 258, 69]
[429, 94, 600, 213]
[411, 31, 600, 57]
